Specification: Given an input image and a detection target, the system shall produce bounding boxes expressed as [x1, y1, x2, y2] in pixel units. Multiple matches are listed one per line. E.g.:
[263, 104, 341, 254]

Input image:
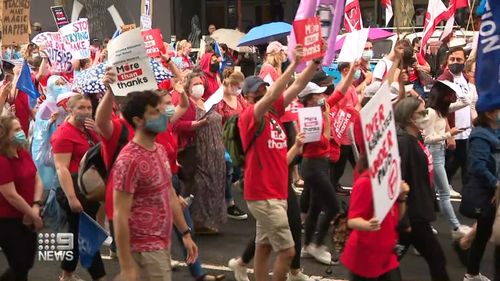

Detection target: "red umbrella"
[335, 28, 395, 50]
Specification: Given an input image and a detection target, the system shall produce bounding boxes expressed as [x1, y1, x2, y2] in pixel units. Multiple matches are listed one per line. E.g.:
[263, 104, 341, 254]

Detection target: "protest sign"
[60, 19, 90, 60]
[32, 32, 73, 73]
[51, 6, 70, 28]
[121, 24, 137, 33]
[298, 106, 322, 143]
[360, 82, 401, 222]
[141, 29, 166, 58]
[141, 0, 153, 29]
[330, 106, 357, 145]
[2, 0, 31, 45]
[108, 28, 157, 96]
[337, 28, 369, 62]
[292, 17, 324, 61]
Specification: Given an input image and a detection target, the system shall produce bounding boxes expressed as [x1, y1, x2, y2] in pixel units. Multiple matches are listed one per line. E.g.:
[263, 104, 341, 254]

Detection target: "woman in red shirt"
[0, 116, 43, 281]
[341, 155, 409, 280]
[51, 94, 105, 281]
[298, 82, 340, 265]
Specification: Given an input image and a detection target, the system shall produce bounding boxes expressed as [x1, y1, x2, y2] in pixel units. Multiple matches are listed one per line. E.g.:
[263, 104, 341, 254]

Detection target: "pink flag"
[421, 0, 448, 55]
[344, 0, 363, 32]
[381, 0, 393, 26]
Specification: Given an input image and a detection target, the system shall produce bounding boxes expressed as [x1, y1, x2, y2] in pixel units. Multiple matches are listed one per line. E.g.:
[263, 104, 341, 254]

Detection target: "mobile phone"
[458, 127, 471, 131]
[318, 98, 325, 109]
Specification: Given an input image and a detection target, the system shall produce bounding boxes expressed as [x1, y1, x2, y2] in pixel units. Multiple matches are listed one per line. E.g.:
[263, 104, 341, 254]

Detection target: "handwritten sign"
[51, 6, 70, 28]
[141, 0, 153, 29]
[59, 19, 90, 60]
[32, 32, 73, 73]
[108, 28, 157, 96]
[141, 29, 166, 58]
[330, 106, 357, 145]
[337, 28, 369, 62]
[298, 106, 323, 143]
[2, 0, 31, 45]
[360, 82, 401, 222]
[292, 17, 324, 62]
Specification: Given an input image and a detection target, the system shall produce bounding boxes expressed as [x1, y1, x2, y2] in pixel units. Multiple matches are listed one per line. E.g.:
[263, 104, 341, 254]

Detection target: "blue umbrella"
[238, 22, 292, 47]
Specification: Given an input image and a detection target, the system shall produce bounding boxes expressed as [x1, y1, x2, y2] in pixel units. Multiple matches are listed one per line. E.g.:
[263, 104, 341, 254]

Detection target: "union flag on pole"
[344, 0, 363, 32]
[420, 0, 448, 55]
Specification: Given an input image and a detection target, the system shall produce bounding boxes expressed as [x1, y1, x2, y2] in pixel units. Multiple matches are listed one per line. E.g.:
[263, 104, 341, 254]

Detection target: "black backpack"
[78, 124, 129, 201]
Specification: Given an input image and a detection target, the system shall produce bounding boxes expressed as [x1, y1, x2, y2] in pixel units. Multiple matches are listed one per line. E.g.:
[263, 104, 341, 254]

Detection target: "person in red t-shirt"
[112, 91, 197, 281]
[51, 94, 105, 281]
[341, 156, 409, 280]
[238, 45, 320, 281]
[297, 82, 340, 265]
[0, 116, 44, 281]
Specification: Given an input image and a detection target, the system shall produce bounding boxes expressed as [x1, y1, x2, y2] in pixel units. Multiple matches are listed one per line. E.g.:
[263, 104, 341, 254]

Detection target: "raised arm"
[95, 67, 117, 140]
[171, 80, 189, 124]
[283, 59, 321, 107]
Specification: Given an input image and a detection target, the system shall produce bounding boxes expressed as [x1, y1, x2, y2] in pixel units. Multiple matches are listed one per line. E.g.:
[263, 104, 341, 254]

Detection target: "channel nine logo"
[37, 233, 74, 261]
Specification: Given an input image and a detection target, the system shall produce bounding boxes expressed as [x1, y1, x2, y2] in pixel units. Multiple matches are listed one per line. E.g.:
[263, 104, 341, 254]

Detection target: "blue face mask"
[145, 113, 169, 133]
[362, 50, 374, 61]
[353, 69, 361, 80]
[13, 131, 27, 145]
[165, 105, 175, 119]
[52, 85, 71, 98]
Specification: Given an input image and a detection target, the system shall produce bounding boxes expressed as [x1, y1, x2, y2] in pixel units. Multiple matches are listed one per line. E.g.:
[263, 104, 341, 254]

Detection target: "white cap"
[298, 82, 327, 99]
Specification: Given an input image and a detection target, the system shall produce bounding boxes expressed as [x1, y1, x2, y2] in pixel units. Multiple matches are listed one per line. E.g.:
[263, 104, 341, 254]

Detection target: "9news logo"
[37, 233, 74, 262]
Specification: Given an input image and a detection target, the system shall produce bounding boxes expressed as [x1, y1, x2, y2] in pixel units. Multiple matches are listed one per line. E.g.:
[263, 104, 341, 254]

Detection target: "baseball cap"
[242, 76, 269, 95]
[298, 82, 327, 99]
[266, 41, 285, 54]
[311, 70, 333, 86]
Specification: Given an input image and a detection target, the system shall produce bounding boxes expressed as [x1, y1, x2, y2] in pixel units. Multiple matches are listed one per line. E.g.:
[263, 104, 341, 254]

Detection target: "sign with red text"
[59, 19, 90, 60]
[141, 29, 166, 58]
[330, 106, 358, 145]
[360, 82, 401, 222]
[298, 106, 323, 143]
[108, 28, 157, 96]
[292, 17, 324, 61]
[51, 6, 70, 28]
[1, 0, 31, 45]
[32, 32, 73, 73]
[282, 98, 304, 123]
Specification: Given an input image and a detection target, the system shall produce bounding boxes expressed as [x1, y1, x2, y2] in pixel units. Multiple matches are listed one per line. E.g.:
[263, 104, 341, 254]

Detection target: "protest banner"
[59, 19, 90, 60]
[141, 29, 166, 58]
[141, 0, 153, 29]
[108, 28, 157, 96]
[298, 106, 322, 143]
[292, 17, 324, 62]
[51, 6, 70, 28]
[337, 28, 369, 62]
[360, 82, 401, 222]
[32, 32, 73, 73]
[330, 106, 357, 145]
[1, 0, 31, 45]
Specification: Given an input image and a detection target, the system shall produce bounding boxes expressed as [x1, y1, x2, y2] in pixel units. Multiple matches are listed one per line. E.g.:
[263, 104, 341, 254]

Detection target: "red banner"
[292, 17, 324, 62]
[141, 29, 166, 58]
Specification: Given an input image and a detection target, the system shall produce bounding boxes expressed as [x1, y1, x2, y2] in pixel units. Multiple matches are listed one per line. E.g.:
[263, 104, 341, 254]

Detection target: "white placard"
[360, 82, 401, 222]
[59, 18, 90, 60]
[107, 28, 157, 96]
[204, 85, 224, 112]
[298, 106, 322, 143]
[337, 28, 369, 62]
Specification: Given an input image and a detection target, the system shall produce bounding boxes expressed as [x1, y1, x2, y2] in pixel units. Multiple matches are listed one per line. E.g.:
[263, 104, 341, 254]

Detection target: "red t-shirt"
[14, 93, 32, 137]
[259, 63, 280, 82]
[156, 124, 179, 175]
[111, 142, 173, 252]
[0, 150, 37, 218]
[238, 97, 288, 200]
[341, 172, 400, 278]
[303, 120, 330, 158]
[409, 53, 428, 82]
[51, 121, 99, 174]
[216, 95, 248, 125]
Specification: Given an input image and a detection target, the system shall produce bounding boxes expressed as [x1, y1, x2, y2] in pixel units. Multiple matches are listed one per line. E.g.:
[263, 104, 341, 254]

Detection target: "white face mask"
[191, 84, 204, 99]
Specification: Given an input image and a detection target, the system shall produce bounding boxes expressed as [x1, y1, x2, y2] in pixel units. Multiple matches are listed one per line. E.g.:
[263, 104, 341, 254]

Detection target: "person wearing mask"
[259, 41, 287, 82]
[372, 40, 407, 82]
[424, 80, 471, 238]
[51, 94, 105, 281]
[461, 102, 500, 281]
[353, 40, 374, 95]
[409, 37, 432, 97]
[0, 116, 44, 281]
[216, 68, 248, 220]
[199, 52, 222, 100]
[439, 46, 473, 191]
[395, 96, 451, 281]
[112, 91, 198, 281]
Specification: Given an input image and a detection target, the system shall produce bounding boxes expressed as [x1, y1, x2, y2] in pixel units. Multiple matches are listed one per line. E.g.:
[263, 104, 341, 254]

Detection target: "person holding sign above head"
[394, 96, 451, 281]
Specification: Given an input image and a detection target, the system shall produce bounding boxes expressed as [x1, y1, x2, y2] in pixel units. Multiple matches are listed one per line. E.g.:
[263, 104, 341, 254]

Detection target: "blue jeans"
[427, 143, 460, 229]
[172, 174, 205, 279]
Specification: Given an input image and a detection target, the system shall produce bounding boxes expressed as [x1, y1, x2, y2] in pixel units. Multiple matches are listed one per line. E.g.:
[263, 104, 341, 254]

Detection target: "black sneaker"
[227, 205, 248, 220]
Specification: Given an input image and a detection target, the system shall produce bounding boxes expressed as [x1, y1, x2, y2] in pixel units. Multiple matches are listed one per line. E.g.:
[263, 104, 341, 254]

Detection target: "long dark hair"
[427, 82, 455, 117]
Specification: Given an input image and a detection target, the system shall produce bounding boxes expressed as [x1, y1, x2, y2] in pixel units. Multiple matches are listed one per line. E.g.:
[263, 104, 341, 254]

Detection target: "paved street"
[0, 169, 496, 281]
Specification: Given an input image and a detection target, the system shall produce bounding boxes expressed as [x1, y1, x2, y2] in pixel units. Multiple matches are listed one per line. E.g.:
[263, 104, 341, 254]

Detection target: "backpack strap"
[243, 107, 278, 154]
[110, 123, 129, 165]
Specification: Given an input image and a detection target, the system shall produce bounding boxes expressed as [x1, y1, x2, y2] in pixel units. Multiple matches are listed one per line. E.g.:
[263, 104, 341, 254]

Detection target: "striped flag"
[344, 0, 363, 32]
[381, 0, 393, 26]
[420, 0, 448, 55]
[440, 0, 457, 40]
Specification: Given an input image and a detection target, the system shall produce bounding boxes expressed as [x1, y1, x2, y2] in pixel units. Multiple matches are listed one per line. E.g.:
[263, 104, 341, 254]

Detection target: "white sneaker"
[431, 226, 439, 235]
[103, 236, 113, 247]
[228, 258, 249, 281]
[287, 269, 313, 281]
[463, 273, 491, 281]
[300, 247, 312, 258]
[171, 259, 181, 270]
[449, 185, 462, 198]
[59, 274, 85, 281]
[305, 244, 332, 265]
[452, 225, 472, 240]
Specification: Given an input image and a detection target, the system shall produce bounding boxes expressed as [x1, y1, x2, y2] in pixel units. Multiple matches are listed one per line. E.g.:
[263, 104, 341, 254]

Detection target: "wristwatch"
[33, 200, 43, 207]
[182, 227, 192, 237]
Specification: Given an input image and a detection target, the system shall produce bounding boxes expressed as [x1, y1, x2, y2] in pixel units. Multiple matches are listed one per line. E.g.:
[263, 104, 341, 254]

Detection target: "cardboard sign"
[141, 29, 166, 58]
[32, 32, 73, 73]
[360, 82, 401, 222]
[108, 28, 157, 96]
[292, 17, 324, 62]
[298, 106, 323, 143]
[330, 106, 357, 145]
[1, 0, 31, 45]
[59, 19, 90, 60]
[51, 6, 70, 28]
[120, 24, 137, 33]
[337, 28, 369, 62]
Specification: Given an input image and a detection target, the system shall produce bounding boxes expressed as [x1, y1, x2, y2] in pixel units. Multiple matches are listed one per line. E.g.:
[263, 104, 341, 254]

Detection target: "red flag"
[440, 0, 457, 40]
[344, 0, 363, 32]
[456, 0, 468, 8]
[381, 0, 393, 26]
[420, 0, 448, 55]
